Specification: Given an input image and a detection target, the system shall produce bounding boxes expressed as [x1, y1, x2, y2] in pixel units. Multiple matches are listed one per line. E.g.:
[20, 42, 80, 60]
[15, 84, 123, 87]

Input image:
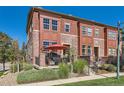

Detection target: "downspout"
[38, 11, 41, 66]
[77, 21, 80, 57]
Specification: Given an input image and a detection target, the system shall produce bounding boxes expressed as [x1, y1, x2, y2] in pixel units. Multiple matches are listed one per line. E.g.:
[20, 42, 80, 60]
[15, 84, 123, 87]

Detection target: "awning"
[45, 44, 67, 50]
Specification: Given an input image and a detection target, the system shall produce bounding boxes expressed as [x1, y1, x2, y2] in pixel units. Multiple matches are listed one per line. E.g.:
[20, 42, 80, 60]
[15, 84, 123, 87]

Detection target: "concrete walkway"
[0, 72, 18, 86]
[20, 72, 124, 86]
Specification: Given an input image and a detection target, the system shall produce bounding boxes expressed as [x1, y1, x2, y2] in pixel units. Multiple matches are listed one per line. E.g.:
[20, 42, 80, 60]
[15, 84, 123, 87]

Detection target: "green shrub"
[0, 71, 4, 77]
[58, 63, 69, 79]
[107, 64, 116, 72]
[17, 69, 59, 84]
[101, 64, 110, 70]
[68, 64, 73, 73]
[73, 59, 87, 74]
[101, 64, 116, 72]
[23, 63, 33, 71]
[10, 63, 17, 73]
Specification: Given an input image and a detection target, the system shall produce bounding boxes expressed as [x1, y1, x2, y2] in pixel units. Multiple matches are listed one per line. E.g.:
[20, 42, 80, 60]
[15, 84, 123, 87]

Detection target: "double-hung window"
[87, 27, 92, 36]
[52, 42, 57, 45]
[43, 40, 57, 48]
[43, 18, 50, 30]
[82, 45, 86, 55]
[108, 31, 116, 40]
[65, 23, 70, 32]
[43, 41, 49, 48]
[52, 20, 58, 31]
[95, 29, 100, 37]
[82, 26, 87, 35]
[87, 45, 91, 56]
[108, 48, 116, 56]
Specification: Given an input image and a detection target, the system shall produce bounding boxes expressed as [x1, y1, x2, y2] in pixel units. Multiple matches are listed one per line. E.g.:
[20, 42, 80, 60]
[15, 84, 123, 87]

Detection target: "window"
[87, 45, 91, 56]
[65, 23, 70, 32]
[123, 45, 124, 54]
[87, 27, 92, 36]
[82, 45, 86, 55]
[108, 31, 116, 40]
[82, 26, 87, 35]
[95, 29, 100, 37]
[108, 48, 116, 56]
[43, 18, 49, 30]
[43, 41, 49, 48]
[52, 20, 58, 31]
[113, 49, 116, 55]
[43, 40, 57, 48]
[122, 34, 124, 41]
[52, 42, 57, 45]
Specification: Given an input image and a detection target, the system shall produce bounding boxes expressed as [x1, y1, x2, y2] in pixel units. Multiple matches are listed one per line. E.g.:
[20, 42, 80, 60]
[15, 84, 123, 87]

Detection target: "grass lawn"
[59, 76, 124, 86]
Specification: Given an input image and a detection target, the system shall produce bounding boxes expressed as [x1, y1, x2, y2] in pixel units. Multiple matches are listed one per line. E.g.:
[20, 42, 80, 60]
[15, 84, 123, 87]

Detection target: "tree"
[0, 32, 12, 71]
[21, 42, 26, 62]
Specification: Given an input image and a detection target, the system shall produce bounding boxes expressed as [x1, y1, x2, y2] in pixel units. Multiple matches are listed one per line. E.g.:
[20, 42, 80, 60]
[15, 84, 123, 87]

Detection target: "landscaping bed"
[17, 69, 59, 84]
[59, 76, 124, 86]
[0, 71, 4, 77]
[16, 59, 88, 84]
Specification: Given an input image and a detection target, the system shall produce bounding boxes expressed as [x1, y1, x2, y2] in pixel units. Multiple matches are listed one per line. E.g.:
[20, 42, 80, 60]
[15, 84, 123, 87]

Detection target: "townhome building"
[26, 7, 122, 66]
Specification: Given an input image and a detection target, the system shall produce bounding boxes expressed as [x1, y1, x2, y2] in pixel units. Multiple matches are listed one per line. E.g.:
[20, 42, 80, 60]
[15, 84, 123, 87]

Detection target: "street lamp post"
[117, 21, 120, 79]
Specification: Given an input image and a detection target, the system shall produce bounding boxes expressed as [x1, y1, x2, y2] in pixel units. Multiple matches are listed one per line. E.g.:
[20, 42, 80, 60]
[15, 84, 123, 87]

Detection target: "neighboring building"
[26, 7, 121, 66]
[121, 32, 124, 64]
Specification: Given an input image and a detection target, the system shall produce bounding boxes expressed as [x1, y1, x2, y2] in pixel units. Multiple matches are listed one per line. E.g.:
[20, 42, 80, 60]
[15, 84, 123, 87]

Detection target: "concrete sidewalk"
[20, 72, 124, 86]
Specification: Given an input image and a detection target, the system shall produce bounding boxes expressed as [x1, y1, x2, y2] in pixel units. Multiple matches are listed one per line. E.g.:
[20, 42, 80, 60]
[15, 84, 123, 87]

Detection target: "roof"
[26, 7, 118, 33]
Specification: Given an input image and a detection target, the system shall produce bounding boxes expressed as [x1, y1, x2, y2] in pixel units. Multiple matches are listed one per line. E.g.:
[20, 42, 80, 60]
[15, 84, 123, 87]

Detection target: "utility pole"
[117, 21, 120, 79]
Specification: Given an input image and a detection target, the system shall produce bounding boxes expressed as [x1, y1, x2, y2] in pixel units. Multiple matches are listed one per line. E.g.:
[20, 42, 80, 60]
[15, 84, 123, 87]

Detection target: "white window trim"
[95, 29, 100, 37]
[52, 20, 58, 31]
[87, 27, 92, 36]
[82, 26, 87, 35]
[43, 18, 50, 30]
[108, 31, 116, 40]
[108, 48, 116, 56]
[64, 23, 70, 32]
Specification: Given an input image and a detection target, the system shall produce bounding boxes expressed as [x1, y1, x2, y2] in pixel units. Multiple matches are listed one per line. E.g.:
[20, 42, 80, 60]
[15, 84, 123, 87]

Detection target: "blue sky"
[0, 6, 124, 48]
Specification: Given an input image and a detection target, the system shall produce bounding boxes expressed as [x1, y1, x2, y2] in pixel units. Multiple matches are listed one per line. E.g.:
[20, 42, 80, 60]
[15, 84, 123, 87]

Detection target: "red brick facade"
[26, 7, 121, 66]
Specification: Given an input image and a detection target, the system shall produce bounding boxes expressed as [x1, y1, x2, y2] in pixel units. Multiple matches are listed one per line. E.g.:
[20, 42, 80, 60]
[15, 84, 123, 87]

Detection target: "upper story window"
[95, 29, 100, 37]
[52, 20, 58, 31]
[87, 27, 92, 36]
[43, 18, 50, 30]
[108, 31, 116, 40]
[64, 23, 70, 32]
[82, 26, 87, 35]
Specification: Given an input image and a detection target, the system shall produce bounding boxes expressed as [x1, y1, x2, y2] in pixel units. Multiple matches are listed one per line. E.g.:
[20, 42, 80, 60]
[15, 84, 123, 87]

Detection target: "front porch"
[35, 44, 75, 66]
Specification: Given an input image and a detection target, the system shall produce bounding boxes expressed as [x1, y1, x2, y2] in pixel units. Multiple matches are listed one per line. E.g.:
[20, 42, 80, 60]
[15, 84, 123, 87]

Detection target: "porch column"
[40, 53, 46, 66]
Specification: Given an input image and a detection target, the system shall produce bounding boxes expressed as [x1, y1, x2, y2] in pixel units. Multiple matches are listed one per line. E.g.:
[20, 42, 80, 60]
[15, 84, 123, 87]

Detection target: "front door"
[63, 44, 70, 62]
[94, 47, 99, 61]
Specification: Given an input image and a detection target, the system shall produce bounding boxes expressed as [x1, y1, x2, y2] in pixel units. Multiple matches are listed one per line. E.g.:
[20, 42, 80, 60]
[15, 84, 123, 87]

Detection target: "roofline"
[26, 7, 34, 34]
[26, 7, 118, 33]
